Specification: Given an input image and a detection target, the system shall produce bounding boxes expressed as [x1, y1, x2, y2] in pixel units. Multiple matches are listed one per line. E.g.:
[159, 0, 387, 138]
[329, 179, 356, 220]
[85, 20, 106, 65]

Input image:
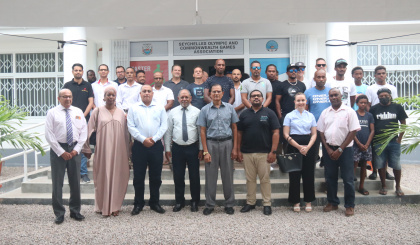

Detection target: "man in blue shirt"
[305, 70, 331, 122]
[127, 84, 168, 215]
[352, 66, 368, 110]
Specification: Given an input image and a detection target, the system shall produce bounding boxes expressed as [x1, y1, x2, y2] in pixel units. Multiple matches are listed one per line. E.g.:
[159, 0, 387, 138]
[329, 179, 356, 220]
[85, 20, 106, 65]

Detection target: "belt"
[207, 136, 232, 142]
[327, 144, 340, 150]
[59, 141, 78, 147]
[173, 141, 198, 147]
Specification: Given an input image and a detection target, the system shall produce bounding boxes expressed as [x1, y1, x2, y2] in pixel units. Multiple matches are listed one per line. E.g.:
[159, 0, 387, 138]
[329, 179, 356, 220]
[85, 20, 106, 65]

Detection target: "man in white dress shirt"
[127, 85, 168, 215]
[164, 89, 203, 212]
[152, 72, 174, 112]
[117, 67, 142, 113]
[91, 64, 118, 108]
[45, 89, 87, 224]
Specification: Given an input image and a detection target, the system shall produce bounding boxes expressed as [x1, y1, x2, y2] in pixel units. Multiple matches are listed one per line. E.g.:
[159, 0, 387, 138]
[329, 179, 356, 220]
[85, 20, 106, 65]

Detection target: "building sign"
[130, 60, 169, 85]
[173, 39, 244, 56]
[130, 41, 168, 57]
[249, 38, 289, 55]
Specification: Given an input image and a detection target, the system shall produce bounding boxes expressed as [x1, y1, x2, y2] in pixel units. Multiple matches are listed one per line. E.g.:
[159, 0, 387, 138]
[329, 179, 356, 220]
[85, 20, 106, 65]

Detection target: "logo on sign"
[142, 43, 153, 55]
[266, 40, 278, 52]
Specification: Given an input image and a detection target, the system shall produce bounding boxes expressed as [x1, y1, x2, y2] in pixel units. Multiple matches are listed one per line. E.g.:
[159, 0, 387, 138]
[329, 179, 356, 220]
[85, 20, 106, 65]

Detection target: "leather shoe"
[173, 203, 185, 212]
[345, 207, 355, 217]
[70, 213, 85, 221]
[150, 204, 165, 214]
[190, 202, 198, 212]
[386, 172, 395, 180]
[323, 203, 338, 212]
[368, 171, 377, 180]
[263, 206, 272, 215]
[203, 208, 214, 215]
[54, 215, 64, 224]
[240, 204, 255, 213]
[224, 207, 234, 215]
[131, 206, 143, 215]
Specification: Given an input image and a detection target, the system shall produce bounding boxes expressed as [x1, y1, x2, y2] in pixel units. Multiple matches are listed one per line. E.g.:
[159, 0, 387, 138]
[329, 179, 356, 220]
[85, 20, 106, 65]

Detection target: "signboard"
[130, 60, 169, 85]
[249, 38, 289, 55]
[250, 58, 290, 79]
[130, 41, 169, 57]
[173, 39, 244, 56]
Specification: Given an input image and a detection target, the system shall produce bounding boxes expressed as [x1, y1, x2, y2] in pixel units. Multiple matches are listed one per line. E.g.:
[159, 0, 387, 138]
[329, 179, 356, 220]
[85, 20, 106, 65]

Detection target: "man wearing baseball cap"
[295, 62, 310, 89]
[330, 58, 356, 108]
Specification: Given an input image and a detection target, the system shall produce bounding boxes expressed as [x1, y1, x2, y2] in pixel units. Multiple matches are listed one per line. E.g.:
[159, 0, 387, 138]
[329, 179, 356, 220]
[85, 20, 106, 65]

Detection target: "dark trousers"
[287, 135, 317, 204]
[132, 140, 163, 207]
[323, 146, 355, 208]
[50, 143, 81, 218]
[172, 142, 200, 204]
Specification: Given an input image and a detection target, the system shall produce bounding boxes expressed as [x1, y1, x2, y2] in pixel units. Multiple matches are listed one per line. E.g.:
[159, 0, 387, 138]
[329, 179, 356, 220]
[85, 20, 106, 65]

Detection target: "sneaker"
[81, 174, 91, 183]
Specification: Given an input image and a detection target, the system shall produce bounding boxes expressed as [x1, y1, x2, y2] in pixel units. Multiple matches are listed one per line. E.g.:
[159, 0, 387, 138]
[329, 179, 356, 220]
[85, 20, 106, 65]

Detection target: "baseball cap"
[286, 63, 298, 71]
[295, 62, 306, 68]
[335, 58, 348, 67]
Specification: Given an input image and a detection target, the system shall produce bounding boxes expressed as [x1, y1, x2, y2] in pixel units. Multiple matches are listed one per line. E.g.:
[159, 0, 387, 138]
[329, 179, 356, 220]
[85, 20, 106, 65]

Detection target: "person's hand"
[237, 152, 243, 162]
[70, 150, 78, 157]
[198, 150, 203, 160]
[231, 148, 238, 160]
[326, 147, 334, 158]
[397, 138, 402, 144]
[61, 152, 72, 160]
[84, 153, 92, 159]
[165, 152, 172, 161]
[204, 153, 211, 163]
[361, 144, 369, 152]
[267, 152, 276, 163]
[300, 145, 309, 156]
[143, 138, 154, 148]
[330, 150, 342, 161]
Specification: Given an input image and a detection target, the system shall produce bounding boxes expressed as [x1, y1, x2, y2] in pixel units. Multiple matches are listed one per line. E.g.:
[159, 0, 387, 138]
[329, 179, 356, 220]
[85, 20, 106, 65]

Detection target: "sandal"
[305, 206, 312, 212]
[293, 205, 300, 212]
[358, 188, 369, 196]
[395, 188, 405, 197]
[379, 188, 387, 195]
[112, 211, 119, 216]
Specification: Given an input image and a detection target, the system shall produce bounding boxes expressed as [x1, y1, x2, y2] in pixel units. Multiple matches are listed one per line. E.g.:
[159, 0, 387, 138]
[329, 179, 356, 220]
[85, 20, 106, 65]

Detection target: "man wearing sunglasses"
[310, 58, 334, 88]
[295, 62, 310, 90]
[330, 58, 356, 108]
[241, 61, 272, 109]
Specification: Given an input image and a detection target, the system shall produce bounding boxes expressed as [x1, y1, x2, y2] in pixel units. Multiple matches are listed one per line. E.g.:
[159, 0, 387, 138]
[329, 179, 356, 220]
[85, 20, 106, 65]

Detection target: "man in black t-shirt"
[370, 88, 408, 197]
[63, 63, 94, 184]
[237, 90, 280, 216]
[266, 64, 282, 117]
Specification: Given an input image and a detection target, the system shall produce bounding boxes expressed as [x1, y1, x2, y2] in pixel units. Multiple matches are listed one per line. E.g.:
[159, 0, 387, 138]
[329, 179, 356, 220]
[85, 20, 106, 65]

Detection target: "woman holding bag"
[82, 86, 130, 217]
[283, 92, 317, 212]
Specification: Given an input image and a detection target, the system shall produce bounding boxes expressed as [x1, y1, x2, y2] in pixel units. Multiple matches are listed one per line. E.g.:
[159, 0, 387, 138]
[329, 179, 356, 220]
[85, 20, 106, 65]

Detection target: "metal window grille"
[16, 53, 56, 73]
[58, 52, 64, 72]
[0, 54, 13, 73]
[381, 45, 420, 65]
[357, 45, 378, 66]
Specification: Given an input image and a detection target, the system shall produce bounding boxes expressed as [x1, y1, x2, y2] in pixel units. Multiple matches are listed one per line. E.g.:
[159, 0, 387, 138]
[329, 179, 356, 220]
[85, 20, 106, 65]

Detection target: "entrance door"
[174, 59, 244, 83]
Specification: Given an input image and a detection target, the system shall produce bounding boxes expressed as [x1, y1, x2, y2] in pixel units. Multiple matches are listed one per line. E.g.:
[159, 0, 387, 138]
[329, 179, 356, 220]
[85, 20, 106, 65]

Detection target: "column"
[325, 23, 350, 75]
[63, 27, 86, 82]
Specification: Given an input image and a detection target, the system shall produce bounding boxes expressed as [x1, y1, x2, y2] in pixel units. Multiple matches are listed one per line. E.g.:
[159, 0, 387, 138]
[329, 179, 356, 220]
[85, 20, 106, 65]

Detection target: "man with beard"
[86, 70, 96, 83]
[369, 88, 407, 197]
[265, 64, 281, 117]
[203, 59, 235, 104]
[317, 88, 360, 217]
[241, 61, 272, 109]
[237, 90, 280, 215]
[91, 64, 118, 108]
[164, 64, 189, 109]
[114, 66, 127, 86]
[136, 70, 146, 85]
[330, 58, 356, 108]
[63, 63, 94, 184]
[231, 69, 245, 114]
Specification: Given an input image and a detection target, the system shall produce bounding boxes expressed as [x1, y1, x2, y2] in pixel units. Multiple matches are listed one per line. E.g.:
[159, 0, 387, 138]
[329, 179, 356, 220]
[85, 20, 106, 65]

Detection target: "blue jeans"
[323, 146, 355, 208]
[80, 153, 88, 176]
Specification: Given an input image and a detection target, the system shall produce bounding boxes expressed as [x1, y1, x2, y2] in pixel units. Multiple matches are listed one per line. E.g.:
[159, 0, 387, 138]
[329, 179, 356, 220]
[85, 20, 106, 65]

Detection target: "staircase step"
[21, 176, 394, 194]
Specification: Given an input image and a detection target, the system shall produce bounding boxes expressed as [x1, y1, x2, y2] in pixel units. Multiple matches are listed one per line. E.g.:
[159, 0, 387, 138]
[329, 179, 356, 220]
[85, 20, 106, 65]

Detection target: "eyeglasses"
[250, 94, 262, 98]
[99, 69, 108, 72]
[154, 77, 163, 80]
[251, 66, 261, 70]
[288, 69, 298, 73]
[298, 68, 305, 71]
[60, 96, 72, 99]
[316, 64, 326, 67]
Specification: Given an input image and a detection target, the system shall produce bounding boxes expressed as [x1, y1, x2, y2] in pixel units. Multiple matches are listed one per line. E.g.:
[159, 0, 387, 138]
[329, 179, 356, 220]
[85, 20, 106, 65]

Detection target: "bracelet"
[287, 137, 292, 142]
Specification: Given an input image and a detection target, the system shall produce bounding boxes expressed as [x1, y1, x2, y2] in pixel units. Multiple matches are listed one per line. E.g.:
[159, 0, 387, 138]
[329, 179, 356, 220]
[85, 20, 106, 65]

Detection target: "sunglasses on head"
[317, 64, 326, 67]
[251, 66, 261, 70]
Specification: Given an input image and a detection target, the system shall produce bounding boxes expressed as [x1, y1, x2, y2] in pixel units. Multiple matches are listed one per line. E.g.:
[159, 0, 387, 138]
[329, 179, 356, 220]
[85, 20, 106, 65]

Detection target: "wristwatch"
[338, 147, 343, 153]
[203, 151, 209, 156]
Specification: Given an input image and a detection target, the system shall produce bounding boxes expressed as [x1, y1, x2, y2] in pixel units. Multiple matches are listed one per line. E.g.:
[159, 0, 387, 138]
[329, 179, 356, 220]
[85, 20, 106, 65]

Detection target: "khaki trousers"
[242, 153, 271, 206]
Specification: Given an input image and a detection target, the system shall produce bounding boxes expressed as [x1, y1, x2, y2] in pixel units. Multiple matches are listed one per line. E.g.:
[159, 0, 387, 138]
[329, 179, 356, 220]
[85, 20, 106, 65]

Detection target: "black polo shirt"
[238, 107, 280, 153]
[63, 79, 94, 121]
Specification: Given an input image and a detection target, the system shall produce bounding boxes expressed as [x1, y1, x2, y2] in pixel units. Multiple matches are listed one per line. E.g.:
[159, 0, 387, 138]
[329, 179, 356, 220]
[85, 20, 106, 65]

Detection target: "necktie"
[182, 108, 188, 142]
[65, 109, 73, 146]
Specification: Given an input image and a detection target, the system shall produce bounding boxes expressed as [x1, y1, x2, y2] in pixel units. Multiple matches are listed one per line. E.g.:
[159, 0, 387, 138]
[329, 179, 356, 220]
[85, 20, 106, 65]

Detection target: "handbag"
[276, 141, 303, 173]
[89, 108, 99, 145]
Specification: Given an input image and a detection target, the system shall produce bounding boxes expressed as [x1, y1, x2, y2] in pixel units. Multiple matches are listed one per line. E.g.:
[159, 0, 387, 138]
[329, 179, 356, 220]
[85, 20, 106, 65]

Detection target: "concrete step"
[21, 175, 394, 194]
[1, 187, 419, 207]
[47, 167, 364, 180]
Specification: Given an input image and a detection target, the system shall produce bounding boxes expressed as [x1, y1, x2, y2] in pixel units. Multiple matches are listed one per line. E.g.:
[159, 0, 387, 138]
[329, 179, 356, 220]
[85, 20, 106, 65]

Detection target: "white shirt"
[91, 79, 118, 107]
[330, 78, 356, 107]
[127, 100, 168, 143]
[152, 86, 174, 108]
[45, 105, 87, 156]
[366, 83, 398, 106]
[116, 82, 142, 111]
[164, 104, 203, 151]
[232, 85, 242, 109]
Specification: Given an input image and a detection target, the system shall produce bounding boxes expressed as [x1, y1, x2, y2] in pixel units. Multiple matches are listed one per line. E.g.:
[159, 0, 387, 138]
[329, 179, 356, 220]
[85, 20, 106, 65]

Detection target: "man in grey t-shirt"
[164, 64, 189, 109]
[241, 60, 272, 108]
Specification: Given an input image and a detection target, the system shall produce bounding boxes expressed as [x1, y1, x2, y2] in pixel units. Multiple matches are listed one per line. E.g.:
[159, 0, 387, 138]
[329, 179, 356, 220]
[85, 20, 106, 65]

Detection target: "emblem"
[266, 40, 278, 52]
[142, 43, 153, 55]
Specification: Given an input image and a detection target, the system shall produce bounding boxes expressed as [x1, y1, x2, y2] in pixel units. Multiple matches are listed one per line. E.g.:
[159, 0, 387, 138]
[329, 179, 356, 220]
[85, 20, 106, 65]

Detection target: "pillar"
[325, 23, 350, 75]
[63, 27, 87, 82]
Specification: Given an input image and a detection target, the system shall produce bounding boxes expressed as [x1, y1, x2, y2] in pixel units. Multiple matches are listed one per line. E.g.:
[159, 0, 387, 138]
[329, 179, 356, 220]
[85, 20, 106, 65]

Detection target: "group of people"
[45, 57, 407, 224]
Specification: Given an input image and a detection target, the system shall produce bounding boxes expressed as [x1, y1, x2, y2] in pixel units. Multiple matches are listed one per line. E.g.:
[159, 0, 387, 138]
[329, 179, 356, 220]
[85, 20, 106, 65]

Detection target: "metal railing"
[0, 122, 48, 182]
